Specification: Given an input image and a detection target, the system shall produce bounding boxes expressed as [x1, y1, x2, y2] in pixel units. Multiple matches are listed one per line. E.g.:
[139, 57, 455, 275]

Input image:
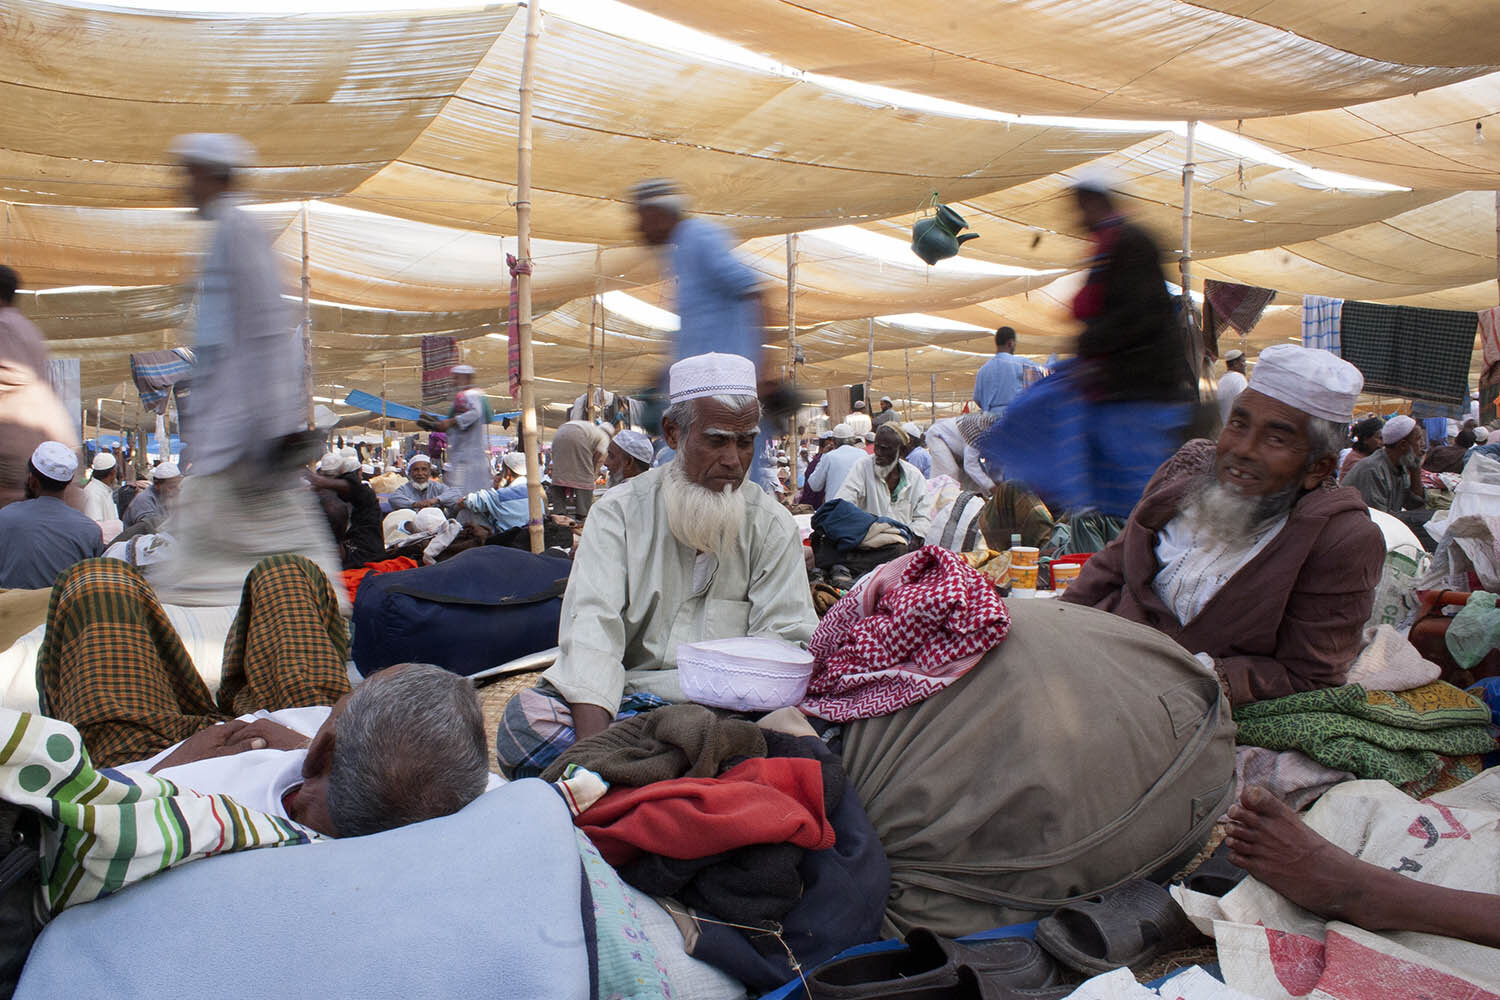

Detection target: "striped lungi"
[495, 681, 669, 780]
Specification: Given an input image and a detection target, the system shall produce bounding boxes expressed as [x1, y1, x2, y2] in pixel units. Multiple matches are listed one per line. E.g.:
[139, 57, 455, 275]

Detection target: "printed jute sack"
[1173, 772, 1500, 999]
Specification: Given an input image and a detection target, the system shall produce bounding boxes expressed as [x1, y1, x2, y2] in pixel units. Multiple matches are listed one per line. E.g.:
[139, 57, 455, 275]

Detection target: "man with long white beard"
[1062, 344, 1384, 707]
[495, 352, 817, 779]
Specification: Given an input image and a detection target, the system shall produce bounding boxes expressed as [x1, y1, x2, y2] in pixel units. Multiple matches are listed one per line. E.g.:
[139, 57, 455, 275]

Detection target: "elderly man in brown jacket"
[1063, 344, 1384, 706]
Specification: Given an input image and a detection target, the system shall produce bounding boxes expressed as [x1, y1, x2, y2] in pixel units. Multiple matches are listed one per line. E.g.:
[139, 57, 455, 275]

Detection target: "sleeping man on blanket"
[31, 553, 491, 839]
[1061, 344, 1385, 706]
[496, 352, 817, 779]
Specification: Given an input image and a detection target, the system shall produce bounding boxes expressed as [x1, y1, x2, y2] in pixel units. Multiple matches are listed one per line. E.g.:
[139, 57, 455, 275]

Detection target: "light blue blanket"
[17, 779, 592, 1000]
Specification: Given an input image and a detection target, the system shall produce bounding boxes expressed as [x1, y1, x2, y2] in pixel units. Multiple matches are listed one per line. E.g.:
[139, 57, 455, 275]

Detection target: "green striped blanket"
[0, 708, 309, 916]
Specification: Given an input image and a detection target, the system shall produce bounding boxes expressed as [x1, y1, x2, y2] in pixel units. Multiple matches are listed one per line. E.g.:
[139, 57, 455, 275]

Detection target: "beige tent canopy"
[2, 0, 1499, 421]
[627, 0, 1499, 119]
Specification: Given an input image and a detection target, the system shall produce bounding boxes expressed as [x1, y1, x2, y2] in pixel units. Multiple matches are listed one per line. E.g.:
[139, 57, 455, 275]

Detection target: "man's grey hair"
[661, 393, 761, 435]
[1304, 416, 1345, 468]
[326, 663, 488, 838]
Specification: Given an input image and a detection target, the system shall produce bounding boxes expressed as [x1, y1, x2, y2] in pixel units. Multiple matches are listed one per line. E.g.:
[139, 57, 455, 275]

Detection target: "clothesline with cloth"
[1298, 295, 1479, 406]
[128, 348, 194, 415]
[1202, 279, 1276, 359]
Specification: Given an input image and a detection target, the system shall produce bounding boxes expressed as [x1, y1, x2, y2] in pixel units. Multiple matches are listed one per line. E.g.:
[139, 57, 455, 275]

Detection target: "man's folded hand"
[149, 718, 310, 772]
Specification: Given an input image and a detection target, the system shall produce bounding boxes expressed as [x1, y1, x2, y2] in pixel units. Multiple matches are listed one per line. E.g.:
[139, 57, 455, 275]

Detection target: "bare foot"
[1224, 786, 1368, 922]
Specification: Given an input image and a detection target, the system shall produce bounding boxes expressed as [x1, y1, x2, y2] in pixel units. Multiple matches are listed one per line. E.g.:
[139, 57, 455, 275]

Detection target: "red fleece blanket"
[576, 756, 835, 868]
[342, 556, 418, 604]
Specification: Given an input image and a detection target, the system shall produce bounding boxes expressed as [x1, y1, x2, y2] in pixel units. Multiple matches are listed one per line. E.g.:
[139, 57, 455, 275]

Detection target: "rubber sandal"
[1178, 844, 1247, 898]
[807, 927, 1057, 1000]
[1033, 880, 1201, 976]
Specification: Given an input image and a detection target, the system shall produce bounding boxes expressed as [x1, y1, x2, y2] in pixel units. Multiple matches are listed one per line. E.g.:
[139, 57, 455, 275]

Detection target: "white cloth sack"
[1173, 772, 1500, 998]
[1425, 452, 1500, 544]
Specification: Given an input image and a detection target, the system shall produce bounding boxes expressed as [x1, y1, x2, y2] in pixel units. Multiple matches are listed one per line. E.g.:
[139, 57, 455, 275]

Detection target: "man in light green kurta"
[496, 353, 816, 778]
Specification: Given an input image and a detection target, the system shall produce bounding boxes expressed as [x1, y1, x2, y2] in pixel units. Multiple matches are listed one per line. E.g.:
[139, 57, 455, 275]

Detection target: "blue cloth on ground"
[811, 499, 912, 550]
[17, 780, 593, 1000]
[977, 360, 1192, 518]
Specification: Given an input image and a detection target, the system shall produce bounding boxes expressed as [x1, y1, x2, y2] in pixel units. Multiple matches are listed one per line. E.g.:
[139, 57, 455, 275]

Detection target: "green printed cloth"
[1234, 681, 1497, 797]
[576, 829, 672, 1000]
[0, 708, 309, 917]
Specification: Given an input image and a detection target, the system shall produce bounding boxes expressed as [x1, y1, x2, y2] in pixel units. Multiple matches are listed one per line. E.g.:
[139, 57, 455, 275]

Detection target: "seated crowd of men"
[0, 342, 1494, 953]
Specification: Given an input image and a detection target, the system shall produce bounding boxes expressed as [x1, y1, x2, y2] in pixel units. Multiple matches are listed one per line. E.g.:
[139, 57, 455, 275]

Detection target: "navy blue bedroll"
[351, 545, 571, 678]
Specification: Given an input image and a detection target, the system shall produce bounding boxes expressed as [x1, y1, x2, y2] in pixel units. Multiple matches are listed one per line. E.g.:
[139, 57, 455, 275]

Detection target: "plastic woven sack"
[1444, 590, 1500, 670]
[1363, 543, 1424, 631]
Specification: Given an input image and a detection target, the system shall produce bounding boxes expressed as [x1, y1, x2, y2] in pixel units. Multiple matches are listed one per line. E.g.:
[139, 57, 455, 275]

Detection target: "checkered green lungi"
[37, 554, 349, 768]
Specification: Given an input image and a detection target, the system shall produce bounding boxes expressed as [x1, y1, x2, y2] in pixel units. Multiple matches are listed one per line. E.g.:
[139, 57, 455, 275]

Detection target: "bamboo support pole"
[1180, 121, 1202, 388]
[904, 348, 913, 420]
[786, 233, 798, 486]
[930, 374, 937, 424]
[516, 0, 545, 553]
[866, 317, 875, 403]
[301, 203, 313, 427]
[586, 245, 601, 421]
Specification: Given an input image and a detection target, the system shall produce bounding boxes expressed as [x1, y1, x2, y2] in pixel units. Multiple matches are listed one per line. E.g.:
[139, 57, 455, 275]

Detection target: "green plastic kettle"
[911, 204, 980, 265]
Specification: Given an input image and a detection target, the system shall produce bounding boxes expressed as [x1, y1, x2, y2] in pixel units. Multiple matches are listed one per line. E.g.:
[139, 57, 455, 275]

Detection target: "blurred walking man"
[158, 134, 344, 608]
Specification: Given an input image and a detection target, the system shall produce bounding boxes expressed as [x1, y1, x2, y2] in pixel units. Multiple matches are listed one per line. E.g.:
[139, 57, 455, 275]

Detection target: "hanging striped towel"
[1301, 295, 1344, 354]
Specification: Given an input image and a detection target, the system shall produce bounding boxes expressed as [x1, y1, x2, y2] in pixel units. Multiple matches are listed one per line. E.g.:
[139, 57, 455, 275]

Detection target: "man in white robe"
[496, 353, 816, 778]
[834, 424, 935, 538]
[82, 452, 118, 524]
[433, 364, 491, 497]
[154, 133, 344, 608]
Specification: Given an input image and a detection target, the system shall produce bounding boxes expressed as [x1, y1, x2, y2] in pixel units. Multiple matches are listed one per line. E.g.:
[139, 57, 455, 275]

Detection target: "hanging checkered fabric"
[1339, 299, 1477, 406]
[420, 335, 458, 409]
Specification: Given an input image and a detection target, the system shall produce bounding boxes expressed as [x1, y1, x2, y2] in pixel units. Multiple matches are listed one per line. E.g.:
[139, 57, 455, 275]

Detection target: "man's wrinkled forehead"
[691, 396, 759, 435]
[702, 425, 758, 444]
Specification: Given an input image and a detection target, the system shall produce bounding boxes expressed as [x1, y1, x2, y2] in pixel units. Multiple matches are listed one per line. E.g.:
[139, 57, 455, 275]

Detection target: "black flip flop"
[1034, 880, 1201, 976]
[1178, 844, 1248, 898]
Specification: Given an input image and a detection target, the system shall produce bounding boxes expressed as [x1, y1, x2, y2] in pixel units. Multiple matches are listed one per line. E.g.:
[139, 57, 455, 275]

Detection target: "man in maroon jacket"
[1062, 344, 1384, 706]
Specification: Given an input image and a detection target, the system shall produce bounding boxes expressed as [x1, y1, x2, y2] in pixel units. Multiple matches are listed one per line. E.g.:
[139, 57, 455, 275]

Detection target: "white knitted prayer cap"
[1381, 415, 1417, 445]
[1246, 344, 1363, 425]
[668, 352, 756, 404]
[31, 442, 76, 482]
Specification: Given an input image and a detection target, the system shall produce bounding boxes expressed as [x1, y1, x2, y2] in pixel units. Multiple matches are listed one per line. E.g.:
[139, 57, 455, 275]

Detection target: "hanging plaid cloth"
[1203, 280, 1276, 342]
[420, 335, 459, 409]
[128, 348, 194, 415]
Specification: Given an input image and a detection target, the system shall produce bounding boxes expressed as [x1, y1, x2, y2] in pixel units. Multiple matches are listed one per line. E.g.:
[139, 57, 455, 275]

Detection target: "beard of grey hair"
[1184, 473, 1300, 550]
[665, 459, 747, 555]
[873, 460, 897, 477]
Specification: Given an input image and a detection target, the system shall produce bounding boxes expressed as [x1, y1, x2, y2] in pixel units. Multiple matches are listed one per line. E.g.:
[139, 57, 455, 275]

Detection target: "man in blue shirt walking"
[632, 178, 776, 491]
[973, 326, 1037, 415]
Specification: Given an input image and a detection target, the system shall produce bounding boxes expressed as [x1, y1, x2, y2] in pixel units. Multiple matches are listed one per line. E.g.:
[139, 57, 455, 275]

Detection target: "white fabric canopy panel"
[1224, 73, 1500, 191]
[336, 13, 1145, 241]
[0, 1, 516, 206]
[627, 0, 1498, 120]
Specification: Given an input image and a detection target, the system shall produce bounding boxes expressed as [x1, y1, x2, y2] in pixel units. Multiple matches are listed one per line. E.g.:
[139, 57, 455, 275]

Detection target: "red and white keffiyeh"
[800, 546, 1010, 722]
